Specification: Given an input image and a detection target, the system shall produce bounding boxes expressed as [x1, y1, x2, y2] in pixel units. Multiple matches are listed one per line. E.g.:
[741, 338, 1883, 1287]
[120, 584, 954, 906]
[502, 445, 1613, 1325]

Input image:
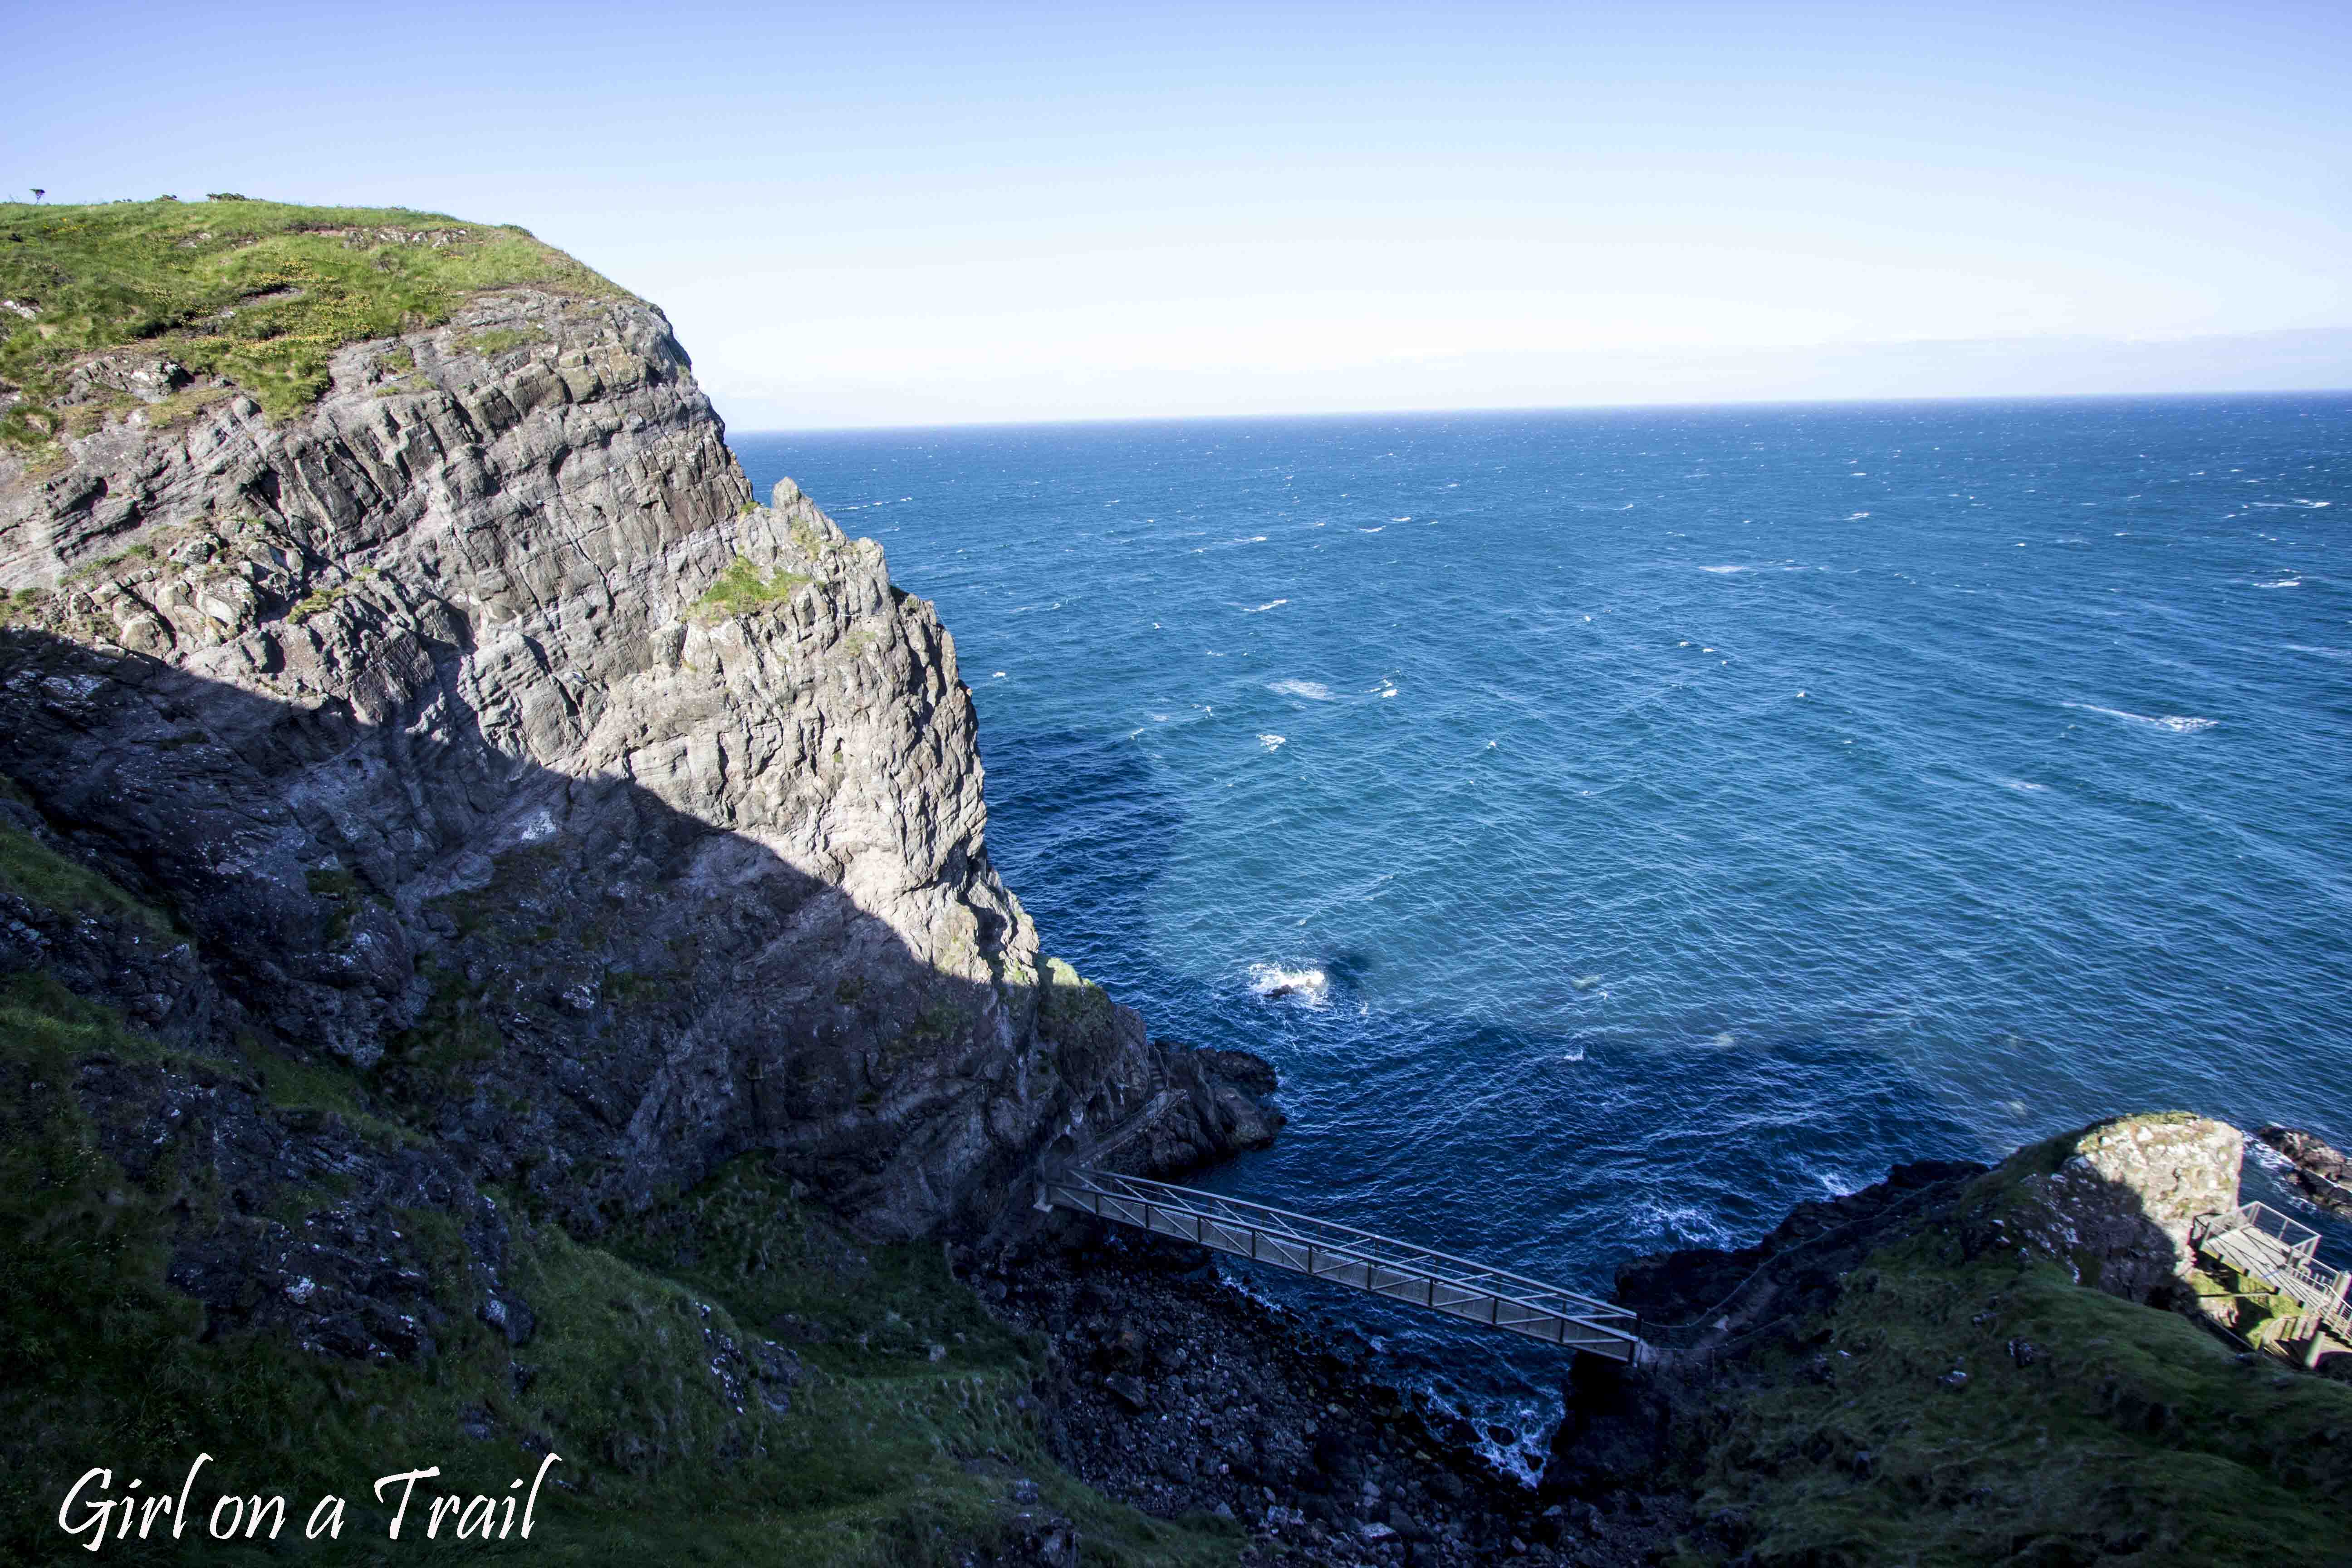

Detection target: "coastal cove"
[3, 196, 2350, 1567]
[738, 399, 2352, 1433]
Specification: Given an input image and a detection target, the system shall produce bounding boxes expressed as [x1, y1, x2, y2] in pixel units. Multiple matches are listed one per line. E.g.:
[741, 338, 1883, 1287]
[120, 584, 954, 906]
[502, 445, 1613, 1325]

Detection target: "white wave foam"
[1268, 679, 1333, 701]
[1248, 963, 1328, 1006]
[1998, 779, 2049, 794]
[2063, 702, 2218, 733]
[1558, 1045, 1586, 1063]
[1629, 1202, 1736, 1249]
[1699, 564, 1749, 574]
[1571, 975, 1601, 991]
[2253, 578, 2301, 588]
[1240, 598, 1289, 612]
[2288, 644, 2352, 661]
[1257, 733, 1286, 751]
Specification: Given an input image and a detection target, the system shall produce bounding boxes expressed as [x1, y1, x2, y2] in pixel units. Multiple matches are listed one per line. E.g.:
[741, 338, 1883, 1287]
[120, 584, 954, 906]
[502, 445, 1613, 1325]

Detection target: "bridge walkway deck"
[1042, 1169, 1644, 1364]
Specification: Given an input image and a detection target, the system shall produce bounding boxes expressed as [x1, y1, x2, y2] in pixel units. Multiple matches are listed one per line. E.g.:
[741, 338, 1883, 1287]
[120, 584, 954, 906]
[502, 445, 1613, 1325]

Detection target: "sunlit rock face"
[0, 288, 1271, 1240]
[1963, 1114, 2244, 1302]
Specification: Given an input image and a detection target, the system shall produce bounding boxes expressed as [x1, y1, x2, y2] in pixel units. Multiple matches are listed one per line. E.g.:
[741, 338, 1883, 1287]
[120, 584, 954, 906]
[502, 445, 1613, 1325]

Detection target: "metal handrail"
[2191, 1202, 2352, 1343]
[1044, 1168, 1643, 1362]
[2197, 1201, 2323, 1262]
[1061, 1169, 1635, 1318]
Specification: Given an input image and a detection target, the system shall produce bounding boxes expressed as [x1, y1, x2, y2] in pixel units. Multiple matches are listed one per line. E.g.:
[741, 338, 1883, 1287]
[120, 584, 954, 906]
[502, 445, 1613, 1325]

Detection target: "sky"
[8, 0, 2350, 428]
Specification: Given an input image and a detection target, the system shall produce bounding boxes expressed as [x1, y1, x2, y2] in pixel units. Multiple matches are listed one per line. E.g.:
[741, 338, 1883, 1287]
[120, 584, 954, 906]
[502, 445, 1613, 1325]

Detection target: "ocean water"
[736, 395, 2352, 1446]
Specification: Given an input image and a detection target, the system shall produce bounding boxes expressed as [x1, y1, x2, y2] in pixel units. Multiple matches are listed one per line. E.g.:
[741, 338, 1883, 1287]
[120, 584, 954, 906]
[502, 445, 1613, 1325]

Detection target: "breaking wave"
[2063, 702, 2218, 734]
[1248, 964, 1328, 1007]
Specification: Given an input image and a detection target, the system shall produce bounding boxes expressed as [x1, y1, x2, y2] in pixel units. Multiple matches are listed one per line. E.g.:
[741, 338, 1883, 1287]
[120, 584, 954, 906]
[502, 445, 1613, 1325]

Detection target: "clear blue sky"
[10, 0, 2349, 426]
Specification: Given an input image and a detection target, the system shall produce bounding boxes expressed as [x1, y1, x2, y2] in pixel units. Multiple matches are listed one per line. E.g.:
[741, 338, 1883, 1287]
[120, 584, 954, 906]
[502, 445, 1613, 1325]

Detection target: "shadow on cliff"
[0, 625, 1237, 1242]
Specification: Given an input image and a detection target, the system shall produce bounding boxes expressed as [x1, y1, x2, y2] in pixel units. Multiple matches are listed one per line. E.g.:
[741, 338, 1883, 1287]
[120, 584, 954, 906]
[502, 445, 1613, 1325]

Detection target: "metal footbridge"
[2192, 1202, 2352, 1357]
[1041, 1168, 1645, 1363]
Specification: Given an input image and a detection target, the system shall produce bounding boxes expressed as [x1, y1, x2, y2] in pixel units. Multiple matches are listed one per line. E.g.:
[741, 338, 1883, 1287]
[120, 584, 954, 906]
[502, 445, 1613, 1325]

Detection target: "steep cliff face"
[0, 282, 1266, 1242]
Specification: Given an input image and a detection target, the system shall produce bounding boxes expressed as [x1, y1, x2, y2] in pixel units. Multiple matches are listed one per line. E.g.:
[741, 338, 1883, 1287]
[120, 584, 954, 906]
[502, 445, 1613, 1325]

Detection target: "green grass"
[1685, 1233, 2352, 1567]
[0, 999, 1239, 1565]
[464, 327, 542, 357]
[0, 850, 1238, 1566]
[0, 795, 174, 932]
[691, 556, 815, 622]
[0, 195, 623, 449]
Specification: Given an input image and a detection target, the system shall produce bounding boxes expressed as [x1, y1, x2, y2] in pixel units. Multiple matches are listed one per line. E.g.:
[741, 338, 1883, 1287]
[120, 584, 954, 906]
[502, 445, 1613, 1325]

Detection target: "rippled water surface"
[737, 397, 2352, 1436]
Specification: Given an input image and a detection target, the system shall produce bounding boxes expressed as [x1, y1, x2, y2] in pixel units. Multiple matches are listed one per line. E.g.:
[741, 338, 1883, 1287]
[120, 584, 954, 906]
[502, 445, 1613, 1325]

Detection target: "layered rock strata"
[0, 285, 1272, 1254]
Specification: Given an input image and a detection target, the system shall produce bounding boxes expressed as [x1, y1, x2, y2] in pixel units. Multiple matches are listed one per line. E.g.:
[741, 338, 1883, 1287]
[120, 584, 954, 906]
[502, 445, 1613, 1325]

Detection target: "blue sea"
[737, 395, 2352, 1451]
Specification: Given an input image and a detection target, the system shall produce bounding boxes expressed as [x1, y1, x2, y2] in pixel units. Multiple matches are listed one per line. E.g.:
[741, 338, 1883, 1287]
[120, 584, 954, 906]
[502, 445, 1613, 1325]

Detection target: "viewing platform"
[2190, 1202, 2352, 1364]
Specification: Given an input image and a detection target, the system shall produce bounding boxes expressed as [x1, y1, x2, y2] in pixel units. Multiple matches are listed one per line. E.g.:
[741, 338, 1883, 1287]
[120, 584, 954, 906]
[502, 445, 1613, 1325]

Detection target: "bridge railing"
[1042, 1168, 1643, 1363]
[2195, 1201, 2323, 1265]
[2192, 1202, 2352, 1344]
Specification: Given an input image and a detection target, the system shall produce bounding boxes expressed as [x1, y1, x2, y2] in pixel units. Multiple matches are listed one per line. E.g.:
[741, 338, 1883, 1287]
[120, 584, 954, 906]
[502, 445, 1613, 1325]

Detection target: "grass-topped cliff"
[0, 196, 624, 449]
[0, 192, 1287, 1565]
[1686, 1235, 2352, 1564]
[1630, 1123, 2352, 1566]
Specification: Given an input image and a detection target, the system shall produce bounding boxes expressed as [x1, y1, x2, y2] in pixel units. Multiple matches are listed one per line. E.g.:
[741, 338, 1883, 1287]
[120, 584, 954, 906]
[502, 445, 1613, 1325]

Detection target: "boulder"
[1961, 1114, 2243, 1302]
[2257, 1125, 2352, 1217]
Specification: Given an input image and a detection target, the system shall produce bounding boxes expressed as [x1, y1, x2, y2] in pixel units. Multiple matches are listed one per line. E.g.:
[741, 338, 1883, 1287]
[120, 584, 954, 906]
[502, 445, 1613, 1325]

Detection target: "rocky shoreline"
[9, 201, 2352, 1568]
[963, 1108, 2352, 1567]
[964, 1226, 1693, 1567]
[2258, 1125, 2352, 1219]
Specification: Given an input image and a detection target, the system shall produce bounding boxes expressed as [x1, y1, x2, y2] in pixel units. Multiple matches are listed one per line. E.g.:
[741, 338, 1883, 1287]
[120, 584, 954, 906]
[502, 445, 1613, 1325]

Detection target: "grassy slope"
[0, 196, 621, 449]
[691, 556, 817, 622]
[0, 819, 1234, 1566]
[1684, 1201, 2352, 1565]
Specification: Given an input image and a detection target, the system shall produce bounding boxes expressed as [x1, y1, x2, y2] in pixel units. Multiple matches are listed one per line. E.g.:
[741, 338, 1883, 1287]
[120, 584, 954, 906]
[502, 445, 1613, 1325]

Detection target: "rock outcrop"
[2257, 1124, 2352, 1218]
[1960, 1113, 2242, 1303]
[0, 283, 1274, 1252]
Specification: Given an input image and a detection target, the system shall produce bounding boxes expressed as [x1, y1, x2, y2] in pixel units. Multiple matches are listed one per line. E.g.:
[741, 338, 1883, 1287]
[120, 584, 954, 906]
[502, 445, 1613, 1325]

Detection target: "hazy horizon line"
[723, 380, 2352, 440]
[710, 324, 2352, 435]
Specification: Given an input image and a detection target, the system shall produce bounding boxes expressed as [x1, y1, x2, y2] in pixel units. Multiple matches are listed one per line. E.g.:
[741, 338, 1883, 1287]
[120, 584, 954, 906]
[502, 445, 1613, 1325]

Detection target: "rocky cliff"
[0, 201, 1294, 1563]
[1561, 1115, 2352, 1566]
[0, 266, 1270, 1246]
